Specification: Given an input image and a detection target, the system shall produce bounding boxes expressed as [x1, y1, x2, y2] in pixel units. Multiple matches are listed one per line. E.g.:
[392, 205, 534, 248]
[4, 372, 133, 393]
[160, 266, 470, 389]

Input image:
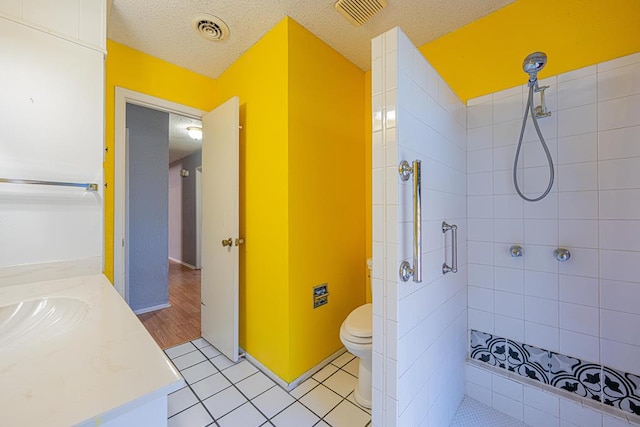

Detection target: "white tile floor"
[165, 338, 371, 427]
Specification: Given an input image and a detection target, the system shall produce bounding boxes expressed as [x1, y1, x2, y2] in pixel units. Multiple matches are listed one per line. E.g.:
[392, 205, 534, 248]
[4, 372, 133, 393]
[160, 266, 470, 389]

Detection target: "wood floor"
[138, 260, 201, 349]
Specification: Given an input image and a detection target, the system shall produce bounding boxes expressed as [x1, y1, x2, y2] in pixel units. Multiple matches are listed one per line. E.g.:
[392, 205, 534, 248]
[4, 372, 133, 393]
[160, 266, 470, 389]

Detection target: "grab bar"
[442, 221, 458, 274]
[398, 160, 422, 283]
[0, 178, 98, 191]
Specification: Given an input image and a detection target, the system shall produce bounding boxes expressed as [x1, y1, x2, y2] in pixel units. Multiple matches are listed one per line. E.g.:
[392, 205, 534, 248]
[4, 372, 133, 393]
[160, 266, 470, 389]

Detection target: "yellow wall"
[287, 18, 366, 380]
[106, 0, 640, 384]
[193, 17, 366, 382]
[212, 19, 291, 381]
[104, 41, 216, 282]
[105, 18, 367, 383]
[420, 0, 640, 101]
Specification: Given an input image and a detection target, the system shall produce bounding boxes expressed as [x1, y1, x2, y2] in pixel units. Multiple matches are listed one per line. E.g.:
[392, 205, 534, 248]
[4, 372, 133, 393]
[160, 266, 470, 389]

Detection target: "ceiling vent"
[192, 13, 229, 41]
[334, 0, 387, 26]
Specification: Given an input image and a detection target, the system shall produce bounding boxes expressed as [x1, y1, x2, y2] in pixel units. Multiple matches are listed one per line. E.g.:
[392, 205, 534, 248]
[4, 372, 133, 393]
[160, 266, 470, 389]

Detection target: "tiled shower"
[466, 52, 640, 425]
[372, 27, 640, 426]
[371, 28, 467, 426]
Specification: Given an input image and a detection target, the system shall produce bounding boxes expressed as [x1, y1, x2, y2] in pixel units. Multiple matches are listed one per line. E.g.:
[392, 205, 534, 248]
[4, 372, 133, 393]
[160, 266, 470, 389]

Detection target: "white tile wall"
[599, 94, 640, 130]
[465, 362, 640, 427]
[372, 27, 466, 426]
[524, 270, 558, 299]
[466, 52, 640, 425]
[599, 126, 640, 160]
[600, 279, 640, 315]
[558, 133, 598, 164]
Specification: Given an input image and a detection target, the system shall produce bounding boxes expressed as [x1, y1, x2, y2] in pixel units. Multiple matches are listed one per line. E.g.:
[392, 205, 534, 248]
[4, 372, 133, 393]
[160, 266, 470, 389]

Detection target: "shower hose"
[512, 85, 555, 202]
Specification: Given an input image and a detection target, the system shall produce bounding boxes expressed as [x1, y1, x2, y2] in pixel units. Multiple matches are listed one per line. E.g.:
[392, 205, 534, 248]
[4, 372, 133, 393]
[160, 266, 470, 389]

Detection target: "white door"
[201, 96, 240, 362]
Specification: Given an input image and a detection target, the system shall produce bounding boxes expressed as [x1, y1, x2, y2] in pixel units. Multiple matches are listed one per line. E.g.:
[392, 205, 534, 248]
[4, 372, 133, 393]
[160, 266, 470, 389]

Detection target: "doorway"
[114, 88, 241, 359]
[167, 112, 203, 271]
[114, 87, 205, 300]
[114, 88, 205, 348]
[125, 103, 171, 314]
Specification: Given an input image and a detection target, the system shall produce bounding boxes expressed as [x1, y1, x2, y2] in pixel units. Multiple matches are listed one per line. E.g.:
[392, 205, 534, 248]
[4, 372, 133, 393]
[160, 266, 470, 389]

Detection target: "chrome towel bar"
[0, 178, 98, 191]
[398, 160, 422, 283]
[442, 221, 458, 274]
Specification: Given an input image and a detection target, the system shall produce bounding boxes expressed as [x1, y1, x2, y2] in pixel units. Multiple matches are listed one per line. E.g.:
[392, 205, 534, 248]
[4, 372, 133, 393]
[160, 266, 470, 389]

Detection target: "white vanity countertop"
[0, 274, 183, 426]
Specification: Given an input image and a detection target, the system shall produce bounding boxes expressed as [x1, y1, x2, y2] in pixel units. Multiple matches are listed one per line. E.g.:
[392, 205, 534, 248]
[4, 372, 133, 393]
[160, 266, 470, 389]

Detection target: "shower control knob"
[510, 245, 523, 257]
[553, 248, 571, 262]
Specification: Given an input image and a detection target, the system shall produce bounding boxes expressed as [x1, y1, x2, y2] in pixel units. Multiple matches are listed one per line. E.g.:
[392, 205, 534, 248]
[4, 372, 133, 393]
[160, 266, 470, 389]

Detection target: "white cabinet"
[0, 0, 106, 50]
[0, 9, 104, 268]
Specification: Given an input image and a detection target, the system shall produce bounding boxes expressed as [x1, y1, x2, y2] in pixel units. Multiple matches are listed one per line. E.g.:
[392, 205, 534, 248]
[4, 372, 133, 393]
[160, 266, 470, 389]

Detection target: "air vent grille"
[192, 14, 229, 41]
[334, 0, 387, 26]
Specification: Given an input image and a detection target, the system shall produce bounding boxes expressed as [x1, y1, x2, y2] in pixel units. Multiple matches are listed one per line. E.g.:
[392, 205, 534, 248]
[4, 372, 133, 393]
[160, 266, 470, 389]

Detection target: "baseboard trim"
[134, 303, 171, 315]
[242, 347, 347, 392]
[168, 257, 196, 269]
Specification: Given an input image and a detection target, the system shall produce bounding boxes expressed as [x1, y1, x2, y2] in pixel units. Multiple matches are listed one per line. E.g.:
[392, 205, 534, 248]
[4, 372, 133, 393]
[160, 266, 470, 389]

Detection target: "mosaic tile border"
[470, 330, 640, 418]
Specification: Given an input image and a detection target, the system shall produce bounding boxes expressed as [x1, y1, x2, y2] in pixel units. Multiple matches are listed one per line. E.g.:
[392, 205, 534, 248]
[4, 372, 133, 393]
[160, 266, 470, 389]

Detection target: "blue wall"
[126, 103, 169, 312]
[170, 149, 201, 267]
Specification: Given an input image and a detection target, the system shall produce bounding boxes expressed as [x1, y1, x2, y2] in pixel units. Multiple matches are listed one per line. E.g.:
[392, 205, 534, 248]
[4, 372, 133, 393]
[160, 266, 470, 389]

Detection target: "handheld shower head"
[523, 52, 547, 86]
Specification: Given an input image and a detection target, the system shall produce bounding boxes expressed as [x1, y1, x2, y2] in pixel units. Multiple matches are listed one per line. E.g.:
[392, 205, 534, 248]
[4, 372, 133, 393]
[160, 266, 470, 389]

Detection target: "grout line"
[188, 383, 219, 425]
[166, 339, 370, 427]
[263, 399, 298, 423]
[339, 366, 358, 379]
[214, 362, 275, 424]
[166, 398, 200, 421]
[177, 342, 227, 426]
[168, 381, 219, 426]
[344, 391, 372, 415]
[323, 393, 371, 426]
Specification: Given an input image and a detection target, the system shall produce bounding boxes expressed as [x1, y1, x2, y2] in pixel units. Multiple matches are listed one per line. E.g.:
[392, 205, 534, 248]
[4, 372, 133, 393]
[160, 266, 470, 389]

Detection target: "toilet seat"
[339, 304, 373, 409]
[343, 303, 372, 339]
[340, 323, 372, 345]
[338, 259, 374, 410]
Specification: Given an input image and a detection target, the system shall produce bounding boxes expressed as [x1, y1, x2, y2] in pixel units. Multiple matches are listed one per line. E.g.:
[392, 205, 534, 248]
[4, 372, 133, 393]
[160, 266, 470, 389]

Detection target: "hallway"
[138, 260, 201, 349]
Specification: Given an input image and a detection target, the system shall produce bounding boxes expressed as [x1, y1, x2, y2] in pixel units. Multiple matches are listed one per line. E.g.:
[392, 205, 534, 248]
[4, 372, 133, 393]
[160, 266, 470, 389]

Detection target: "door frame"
[195, 166, 203, 270]
[113, 87, 205, 300]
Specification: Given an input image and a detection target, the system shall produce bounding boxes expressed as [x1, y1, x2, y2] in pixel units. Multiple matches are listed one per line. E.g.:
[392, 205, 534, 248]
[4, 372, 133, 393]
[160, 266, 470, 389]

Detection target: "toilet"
[339, 258, 373, 409]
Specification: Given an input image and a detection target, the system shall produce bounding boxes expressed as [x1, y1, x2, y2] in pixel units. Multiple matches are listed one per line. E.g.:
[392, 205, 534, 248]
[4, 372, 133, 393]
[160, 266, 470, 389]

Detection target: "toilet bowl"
[339, 258, 373, 409]
[340, 303, 372, 408]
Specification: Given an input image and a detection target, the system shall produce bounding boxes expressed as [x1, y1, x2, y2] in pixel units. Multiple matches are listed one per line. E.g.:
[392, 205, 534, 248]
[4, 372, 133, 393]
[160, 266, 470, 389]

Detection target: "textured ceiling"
[168, 114, 201, 164]
[108, 0, 515, 79]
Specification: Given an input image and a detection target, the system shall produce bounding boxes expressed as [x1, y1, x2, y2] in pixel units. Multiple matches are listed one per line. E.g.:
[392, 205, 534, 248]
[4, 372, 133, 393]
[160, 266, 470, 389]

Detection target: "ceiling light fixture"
[187, 126, 202, 140]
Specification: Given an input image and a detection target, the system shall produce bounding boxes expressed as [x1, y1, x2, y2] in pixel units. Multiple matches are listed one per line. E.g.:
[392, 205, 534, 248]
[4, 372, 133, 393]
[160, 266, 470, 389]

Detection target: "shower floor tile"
[450, 396, 526, 427]
[165, 338, 371, 427]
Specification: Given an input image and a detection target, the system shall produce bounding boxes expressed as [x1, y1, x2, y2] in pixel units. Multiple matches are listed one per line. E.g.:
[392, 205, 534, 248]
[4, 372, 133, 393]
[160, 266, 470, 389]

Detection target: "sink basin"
[0, 297, 89, 350]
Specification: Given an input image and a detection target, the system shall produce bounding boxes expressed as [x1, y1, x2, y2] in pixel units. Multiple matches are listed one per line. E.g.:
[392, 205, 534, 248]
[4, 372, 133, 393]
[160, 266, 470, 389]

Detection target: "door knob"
[222, 238, 233, 247]
[235, 238, 245, 246]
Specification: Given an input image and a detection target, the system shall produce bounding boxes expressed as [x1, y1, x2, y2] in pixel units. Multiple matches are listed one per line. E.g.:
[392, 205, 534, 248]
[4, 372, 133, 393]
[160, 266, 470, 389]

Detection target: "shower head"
[523, 52, 547, 85]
